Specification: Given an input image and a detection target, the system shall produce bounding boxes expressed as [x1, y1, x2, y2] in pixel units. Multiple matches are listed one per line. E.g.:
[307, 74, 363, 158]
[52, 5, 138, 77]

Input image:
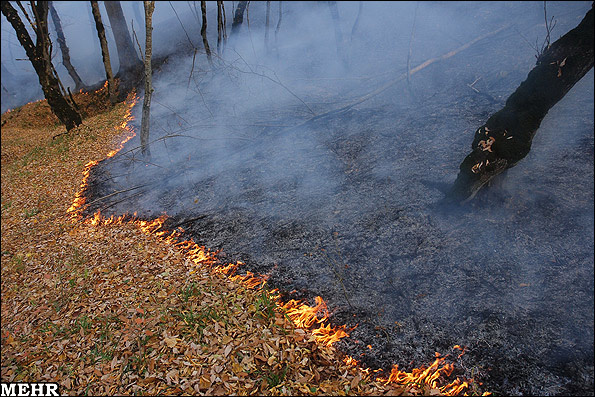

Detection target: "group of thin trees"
[1, 1, 153, 133]
[3, 2, 592, 201]
[0, 1, 279, 157]
[0, 1, 278, 133]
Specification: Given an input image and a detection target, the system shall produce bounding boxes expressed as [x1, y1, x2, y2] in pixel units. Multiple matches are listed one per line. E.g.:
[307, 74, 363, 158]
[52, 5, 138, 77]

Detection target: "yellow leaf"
[165, 337, 177, 348]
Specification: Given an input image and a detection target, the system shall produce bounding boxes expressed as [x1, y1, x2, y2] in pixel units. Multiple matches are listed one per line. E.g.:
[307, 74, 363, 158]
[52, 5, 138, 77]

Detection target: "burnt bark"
[90, 1, 117, 105]
[49, 1, 86, 91]
[1, 1, 82, 131]
[140, 1, 155, 158]
[231, 0, 248, 35]
[448, 4, 594, 203]
[200, 0, 212, 65]
[103, 1, 142, 79]
[216, 0, 226, 54]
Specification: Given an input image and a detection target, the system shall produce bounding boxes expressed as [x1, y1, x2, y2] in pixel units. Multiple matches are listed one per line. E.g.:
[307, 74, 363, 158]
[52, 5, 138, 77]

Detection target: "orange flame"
[67, 92, 485, 396]
[67, 94, 137, 222]
[380, 355, 472, 395]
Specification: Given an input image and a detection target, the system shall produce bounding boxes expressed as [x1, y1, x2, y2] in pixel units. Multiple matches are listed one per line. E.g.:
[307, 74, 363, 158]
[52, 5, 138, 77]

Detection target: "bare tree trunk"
[200, 0, 213, 65]
[49, 1, 86, 91]
[140, 1, 155, 158]
[90, 1, 117, 105]
[103, 1, 142, 78]
[217, 0, 224, 54]
[265, 1, 270, 53]
[231, 0, 247, 35]
[1, 1, 82, 131]
[448, 4, 594, 203]
[222, 1, 227, 47]
[86, 3, 101, 57]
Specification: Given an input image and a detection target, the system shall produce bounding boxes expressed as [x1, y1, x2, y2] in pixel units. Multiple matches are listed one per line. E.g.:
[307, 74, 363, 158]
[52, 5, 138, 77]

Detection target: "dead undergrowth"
[1, 96, 483, 395]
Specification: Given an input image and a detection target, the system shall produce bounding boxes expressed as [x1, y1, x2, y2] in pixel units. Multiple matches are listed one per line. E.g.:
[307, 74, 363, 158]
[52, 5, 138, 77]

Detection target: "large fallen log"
[447, 4, 594, 203]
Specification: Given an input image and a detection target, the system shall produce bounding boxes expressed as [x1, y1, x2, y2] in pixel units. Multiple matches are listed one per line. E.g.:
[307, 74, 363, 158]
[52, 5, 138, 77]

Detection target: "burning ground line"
[66, 95, 486, 396]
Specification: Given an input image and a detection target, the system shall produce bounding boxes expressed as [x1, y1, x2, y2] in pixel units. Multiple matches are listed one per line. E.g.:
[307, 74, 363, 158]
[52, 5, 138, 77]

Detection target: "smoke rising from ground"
[5, 2, 593, 395]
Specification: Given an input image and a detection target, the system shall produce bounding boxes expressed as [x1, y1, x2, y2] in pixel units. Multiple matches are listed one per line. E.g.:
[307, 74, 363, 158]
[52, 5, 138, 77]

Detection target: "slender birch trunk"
[140, 1, 155, 158]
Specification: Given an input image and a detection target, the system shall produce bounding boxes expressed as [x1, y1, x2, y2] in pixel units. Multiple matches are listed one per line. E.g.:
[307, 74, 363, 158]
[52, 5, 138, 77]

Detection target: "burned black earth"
[84, 3, 593, 395]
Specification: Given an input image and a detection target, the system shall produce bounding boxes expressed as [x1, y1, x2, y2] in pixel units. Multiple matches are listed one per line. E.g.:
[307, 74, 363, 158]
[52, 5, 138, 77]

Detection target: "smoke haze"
[4, 2, 593, 395]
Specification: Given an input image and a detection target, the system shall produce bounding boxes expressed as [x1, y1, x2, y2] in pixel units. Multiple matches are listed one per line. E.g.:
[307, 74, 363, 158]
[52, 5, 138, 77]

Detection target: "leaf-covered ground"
[1, 93, 483, 396]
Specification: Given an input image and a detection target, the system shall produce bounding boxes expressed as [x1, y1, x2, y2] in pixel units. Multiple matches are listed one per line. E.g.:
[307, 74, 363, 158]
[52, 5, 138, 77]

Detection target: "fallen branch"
[91, 190, 147, 215]
[84, 184, 150, 207]
[290, 24, 510, 130]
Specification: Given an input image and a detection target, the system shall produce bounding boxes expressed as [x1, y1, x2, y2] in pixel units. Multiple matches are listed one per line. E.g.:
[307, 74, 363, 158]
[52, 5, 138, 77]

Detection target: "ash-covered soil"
[85, 2, 593, 395]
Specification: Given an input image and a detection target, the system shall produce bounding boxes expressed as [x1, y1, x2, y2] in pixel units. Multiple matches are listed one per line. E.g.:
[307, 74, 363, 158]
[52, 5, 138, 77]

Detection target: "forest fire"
[380, 354, 475, 396]
[67, 94, 137, 222]
[65, 95, 482, 396]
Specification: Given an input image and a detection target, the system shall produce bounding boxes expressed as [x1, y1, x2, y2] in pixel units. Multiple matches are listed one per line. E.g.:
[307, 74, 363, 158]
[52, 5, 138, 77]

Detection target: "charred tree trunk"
[217, 0, 225, 54]
[231, 0, 248, 35]
[222, 1, 228, 47]
[140, 1, 155, 158]
[200, 0, 213, 65]
[1, 1, 82, 131]
[448, 4, 594, 203]
[103, 1, 142, 81]
[49, 1, 86, 91]
[90, 1, 117, 105]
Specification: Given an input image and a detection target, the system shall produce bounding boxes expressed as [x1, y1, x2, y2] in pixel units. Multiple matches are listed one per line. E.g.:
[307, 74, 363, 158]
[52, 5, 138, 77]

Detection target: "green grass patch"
[23, 207, 40, 218]
[254, 290, 277, 321]
[73, 315, 92, 333]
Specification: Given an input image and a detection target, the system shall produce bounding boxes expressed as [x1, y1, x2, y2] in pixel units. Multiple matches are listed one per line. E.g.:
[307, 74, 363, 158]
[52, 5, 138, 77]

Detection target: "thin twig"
[91, 190, 147, 214]
[131, 20, 144, 61]
[231, 49, 315, 115]
[169, 1, 196, 49]
[84, 184, 150, 207]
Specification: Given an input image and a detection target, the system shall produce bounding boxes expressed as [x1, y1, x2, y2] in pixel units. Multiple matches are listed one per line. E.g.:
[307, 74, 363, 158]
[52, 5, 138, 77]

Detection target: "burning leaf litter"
[1, 92, 487, 395]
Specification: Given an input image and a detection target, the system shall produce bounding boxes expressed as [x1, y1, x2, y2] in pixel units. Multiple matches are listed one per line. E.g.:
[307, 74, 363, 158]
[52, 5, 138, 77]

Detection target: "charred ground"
[84, 2, 593, 395]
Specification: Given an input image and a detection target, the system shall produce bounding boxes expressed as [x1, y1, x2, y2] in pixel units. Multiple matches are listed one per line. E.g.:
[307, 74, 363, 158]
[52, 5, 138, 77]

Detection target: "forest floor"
[0, 91, 485, 395]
